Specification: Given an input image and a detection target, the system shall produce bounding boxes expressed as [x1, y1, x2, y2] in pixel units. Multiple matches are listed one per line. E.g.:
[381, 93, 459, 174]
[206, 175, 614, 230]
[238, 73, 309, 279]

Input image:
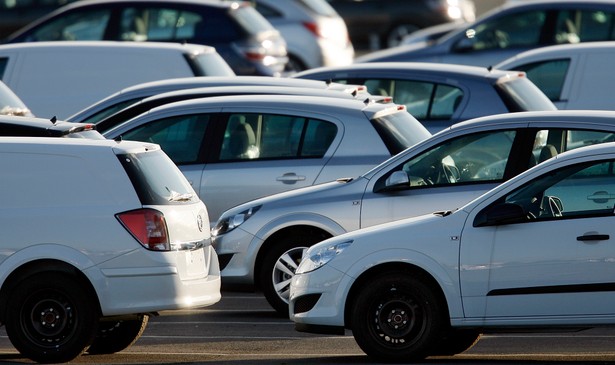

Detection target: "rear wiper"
[166, 187, 194, 202]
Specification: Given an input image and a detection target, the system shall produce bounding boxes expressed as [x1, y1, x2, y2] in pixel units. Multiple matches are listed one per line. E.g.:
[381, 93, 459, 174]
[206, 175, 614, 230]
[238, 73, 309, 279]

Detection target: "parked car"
[0, 115, 103, 139]
[326, 0, 475, 50]
[67, 76, 367, 127]
[495, 41, 615, 110]
[0, 80, 31, 117]
[0, 41, 234, 119]
[253, 0, 353, 72]
[213, 110, 615, 314]
[87, 85, 368, 133]
[103, 94, 430, 222]
[290, 140, 615, 361]
[0, 137, 220, 363]
[357, 0, 615, 67]
[4, 0, 288, 77]
[295, 62, 556, 133]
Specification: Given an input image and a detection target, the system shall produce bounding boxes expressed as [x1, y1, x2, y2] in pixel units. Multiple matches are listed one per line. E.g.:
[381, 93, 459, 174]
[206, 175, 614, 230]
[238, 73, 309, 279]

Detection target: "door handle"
[577, 234, 610, 241]
[587, 191, 615, 204]
[276, 173, 306, 184]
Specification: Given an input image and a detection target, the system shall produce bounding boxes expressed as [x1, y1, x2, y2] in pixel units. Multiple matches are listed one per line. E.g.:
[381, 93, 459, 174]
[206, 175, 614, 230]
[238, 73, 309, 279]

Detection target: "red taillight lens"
[302, 22, 321, 37]
[116, 209, 170, 251]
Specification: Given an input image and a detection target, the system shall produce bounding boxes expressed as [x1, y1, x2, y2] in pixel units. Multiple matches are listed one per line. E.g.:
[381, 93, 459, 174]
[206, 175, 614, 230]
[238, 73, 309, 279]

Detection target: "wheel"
[5, 272, 99, 363]
[386, 24, 419, 48]
[430, 329, 481, 356]
[259, 229, 330, 315]
[87, 314, 149, 354]
[349, 272, 445, 362]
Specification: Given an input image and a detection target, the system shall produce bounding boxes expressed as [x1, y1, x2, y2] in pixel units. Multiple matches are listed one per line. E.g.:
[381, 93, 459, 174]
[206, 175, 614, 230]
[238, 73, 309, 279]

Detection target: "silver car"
[254, 0, 354, 71]
[212, 110, 615, 314]
[104, 94, 430, 222]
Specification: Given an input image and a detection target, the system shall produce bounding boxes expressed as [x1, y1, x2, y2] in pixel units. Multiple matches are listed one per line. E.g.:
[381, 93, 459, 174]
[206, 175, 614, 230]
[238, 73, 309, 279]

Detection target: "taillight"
[303, 22, 321, 38]
[116, 209, 170, 251]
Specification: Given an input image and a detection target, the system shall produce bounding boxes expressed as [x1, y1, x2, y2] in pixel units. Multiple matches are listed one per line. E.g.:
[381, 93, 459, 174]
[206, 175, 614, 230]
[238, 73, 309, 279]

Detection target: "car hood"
[217, 176, 365, 220]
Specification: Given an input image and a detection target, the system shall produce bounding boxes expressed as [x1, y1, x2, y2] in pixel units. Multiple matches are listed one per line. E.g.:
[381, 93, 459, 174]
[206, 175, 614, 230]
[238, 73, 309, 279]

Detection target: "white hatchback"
[0, 138, 220, 363]
[291, 141, 615, 361]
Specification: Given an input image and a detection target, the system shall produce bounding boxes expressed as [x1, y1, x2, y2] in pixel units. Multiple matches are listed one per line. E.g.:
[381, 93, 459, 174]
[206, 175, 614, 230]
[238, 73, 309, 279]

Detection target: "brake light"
[302, 22, 321, 38]
[116, 209, 170, 251]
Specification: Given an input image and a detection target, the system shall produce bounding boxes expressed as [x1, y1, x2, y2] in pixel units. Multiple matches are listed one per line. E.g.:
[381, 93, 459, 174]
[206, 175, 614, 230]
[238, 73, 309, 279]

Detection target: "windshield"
[370, 111, 431, 155]
[118, 149, 198, 205]
[231, 4, 276, 35]
[496, 76, 556, 112]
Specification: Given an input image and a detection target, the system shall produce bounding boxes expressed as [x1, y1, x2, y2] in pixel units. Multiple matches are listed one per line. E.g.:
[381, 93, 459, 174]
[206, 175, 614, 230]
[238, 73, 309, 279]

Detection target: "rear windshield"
[370, 111, 431, 155]
[187, 52, 235, 77]
[118, 149, 199, 205]
[231, 4, 276, 35]
[496, 76, 556, 112]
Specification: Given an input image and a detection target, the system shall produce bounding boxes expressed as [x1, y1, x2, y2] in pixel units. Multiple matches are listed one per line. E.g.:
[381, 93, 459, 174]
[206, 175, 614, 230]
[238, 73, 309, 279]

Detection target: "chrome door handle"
[276, 173, 306, 184]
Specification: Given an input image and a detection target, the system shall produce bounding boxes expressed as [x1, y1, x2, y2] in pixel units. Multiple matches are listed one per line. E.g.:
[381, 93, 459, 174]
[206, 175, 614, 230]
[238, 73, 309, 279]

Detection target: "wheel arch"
[254, 224, 335, 289]
[344, 262, 451, 329]
[0, 259, 102, 323]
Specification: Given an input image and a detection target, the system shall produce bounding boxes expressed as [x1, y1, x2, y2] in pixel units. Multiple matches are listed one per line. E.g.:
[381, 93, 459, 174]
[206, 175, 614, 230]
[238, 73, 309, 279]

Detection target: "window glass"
[513, 59, 570, 101]
[231, 4, 275, 35]
[360, 79, 463, 121]
[0, 58, 7, 79]
[464, 10, 546, 51]
[188, 51, 236, 77]
[297, 0, 338, 16]
[29, 8, 110, 40]
[496, 76, 557, 112]
[218, 113, 337, 161]
[382, 130, 516, 189]
[120, 8, 204, 41]
[120, 115, 209, 164]
[503, 160, 615, 220]
[556, 10, 615, 43]
[253, 3, 282, 18]
[528, 129, 615, 168]
[81, 98, 144, 125]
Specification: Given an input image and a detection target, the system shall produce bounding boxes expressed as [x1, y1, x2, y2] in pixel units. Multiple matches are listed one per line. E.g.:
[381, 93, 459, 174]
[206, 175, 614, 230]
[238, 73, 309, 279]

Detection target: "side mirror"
[385, 170, 409, 188]
[473, 203, 526, 227]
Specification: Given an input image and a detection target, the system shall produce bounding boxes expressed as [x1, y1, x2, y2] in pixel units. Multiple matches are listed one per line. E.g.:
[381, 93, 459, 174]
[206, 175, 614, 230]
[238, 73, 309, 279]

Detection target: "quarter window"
[218, 113, 337, 161]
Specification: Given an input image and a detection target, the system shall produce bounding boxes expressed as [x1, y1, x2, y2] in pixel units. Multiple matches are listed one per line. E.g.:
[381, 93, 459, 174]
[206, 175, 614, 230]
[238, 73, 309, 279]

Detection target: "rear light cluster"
[116, 208, 170, 251]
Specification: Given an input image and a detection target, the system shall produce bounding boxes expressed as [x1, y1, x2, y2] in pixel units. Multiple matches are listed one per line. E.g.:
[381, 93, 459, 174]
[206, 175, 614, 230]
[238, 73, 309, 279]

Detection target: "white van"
[0, 137, 220, 363]
[0, 41, 234, 118]
[496, 41, 615, 110]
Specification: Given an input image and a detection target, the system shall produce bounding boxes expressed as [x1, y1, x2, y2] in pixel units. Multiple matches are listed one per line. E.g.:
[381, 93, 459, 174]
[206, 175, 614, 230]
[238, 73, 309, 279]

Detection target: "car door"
[200, 112, 340, 221]
[461, 158, 615, 320]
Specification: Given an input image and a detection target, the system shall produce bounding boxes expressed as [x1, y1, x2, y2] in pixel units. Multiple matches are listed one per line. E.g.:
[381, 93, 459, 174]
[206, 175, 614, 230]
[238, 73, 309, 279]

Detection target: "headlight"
[296, 240, 353, 274]
[211, 205, 261, 236]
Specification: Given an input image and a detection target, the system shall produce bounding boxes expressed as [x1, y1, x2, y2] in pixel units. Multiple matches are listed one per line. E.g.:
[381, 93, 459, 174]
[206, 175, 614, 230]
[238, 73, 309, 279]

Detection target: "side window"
[120, 8, 203, 41]
[362, 79, 463, 121]
[218, 113, 337, 161]
[120, 115, 209, 164]
[461, 10, 546, 51]
[29, 8, 110, 41]
[254, 3, 282, 18]
[529, 128, 615, 168]
[503, 160, 615, 220]
[379, 130, 516, 190]
[556, 10, 615, 43]
[514, 59, 570, 101]
[0, 58, 7, 79]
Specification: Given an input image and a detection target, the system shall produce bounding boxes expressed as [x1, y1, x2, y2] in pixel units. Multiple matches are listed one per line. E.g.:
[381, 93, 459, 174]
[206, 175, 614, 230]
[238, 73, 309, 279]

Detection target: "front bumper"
[289, 264, 351, 330]
[212, 227, 262, 286]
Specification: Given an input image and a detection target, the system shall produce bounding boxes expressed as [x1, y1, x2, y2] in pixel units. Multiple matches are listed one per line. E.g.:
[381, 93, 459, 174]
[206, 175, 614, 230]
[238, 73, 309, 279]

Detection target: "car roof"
[495, 41, 615, 69]
[295, 62, 517, 81]
[0, 115, 98, 137]
[0, 40, 217, 53]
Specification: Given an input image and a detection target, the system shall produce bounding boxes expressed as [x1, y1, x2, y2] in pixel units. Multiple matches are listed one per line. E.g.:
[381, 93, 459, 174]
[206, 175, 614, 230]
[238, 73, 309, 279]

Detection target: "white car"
[0, 41, 234, 118]
[0, 138, 220, 363]
[104, 94, 430, 222]
[213, 110, 615, 314]
[290, 141, 615, 362]
[495, 41, 615, 110]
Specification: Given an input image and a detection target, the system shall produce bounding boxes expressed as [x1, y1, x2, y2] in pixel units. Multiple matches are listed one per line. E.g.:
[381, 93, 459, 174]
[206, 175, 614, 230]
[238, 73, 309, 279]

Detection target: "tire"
[349, 272, 445, 362]
[5, 272, 99, 364]
[430, 329, 481, 356]
[259, 229, 330, 316]
[87, 314, 149, 354]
